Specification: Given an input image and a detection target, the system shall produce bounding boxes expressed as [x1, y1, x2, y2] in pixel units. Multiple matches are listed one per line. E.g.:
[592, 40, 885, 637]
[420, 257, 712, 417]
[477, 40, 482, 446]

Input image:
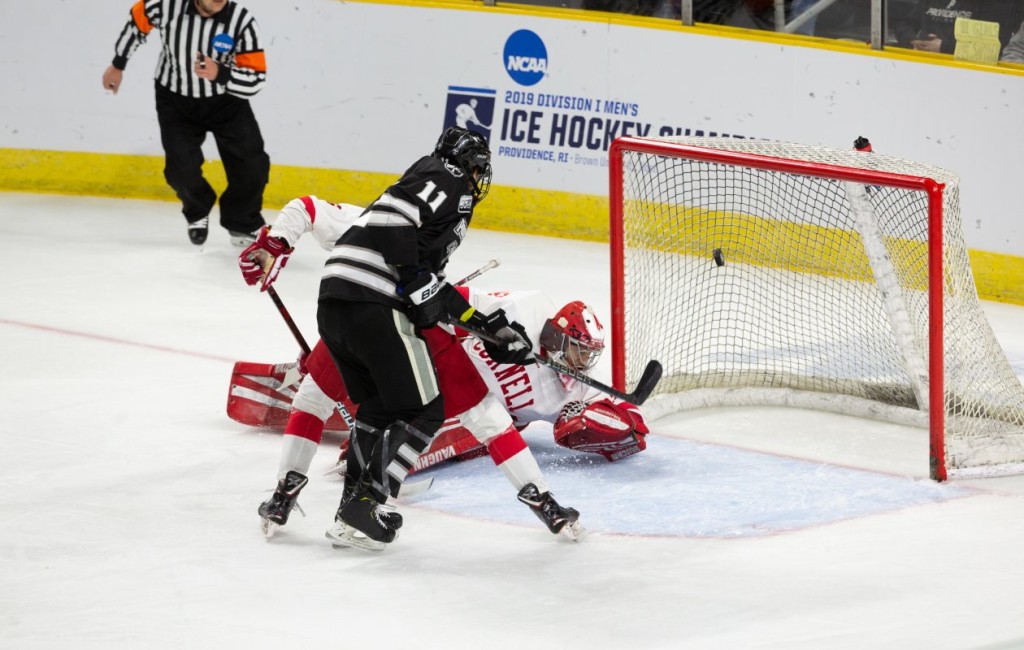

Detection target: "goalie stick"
[452, 319, 663, 405]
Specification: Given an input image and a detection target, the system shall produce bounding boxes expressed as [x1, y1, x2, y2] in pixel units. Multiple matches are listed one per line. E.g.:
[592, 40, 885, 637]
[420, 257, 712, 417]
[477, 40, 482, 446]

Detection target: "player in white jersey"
[455, 287, 650, 463]
[240, 195, 643, 542]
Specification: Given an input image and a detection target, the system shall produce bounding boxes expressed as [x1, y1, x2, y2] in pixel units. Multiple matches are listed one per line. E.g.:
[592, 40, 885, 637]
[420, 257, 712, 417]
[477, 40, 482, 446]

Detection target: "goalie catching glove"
[239, 227, 293, 292]
[553, 398, 649, 462]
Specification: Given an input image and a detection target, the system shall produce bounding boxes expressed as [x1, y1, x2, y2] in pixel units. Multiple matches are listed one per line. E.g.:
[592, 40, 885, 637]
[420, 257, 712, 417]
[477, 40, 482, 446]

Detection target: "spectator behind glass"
[896, 0, 1023, 54]
[1002, 20, 1024, 62]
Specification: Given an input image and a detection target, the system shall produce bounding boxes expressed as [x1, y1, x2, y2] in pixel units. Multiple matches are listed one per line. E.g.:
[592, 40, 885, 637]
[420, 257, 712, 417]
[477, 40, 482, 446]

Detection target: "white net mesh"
[614, 136, 1024, 479]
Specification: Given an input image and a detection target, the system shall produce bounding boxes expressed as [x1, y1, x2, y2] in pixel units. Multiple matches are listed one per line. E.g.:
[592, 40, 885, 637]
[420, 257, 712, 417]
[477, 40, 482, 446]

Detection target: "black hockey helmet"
[433, 126, 492, 202]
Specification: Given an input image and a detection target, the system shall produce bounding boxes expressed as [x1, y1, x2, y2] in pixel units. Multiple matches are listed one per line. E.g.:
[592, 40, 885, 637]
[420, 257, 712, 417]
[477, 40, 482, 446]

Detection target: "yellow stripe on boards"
[1, 146, 1022, 304]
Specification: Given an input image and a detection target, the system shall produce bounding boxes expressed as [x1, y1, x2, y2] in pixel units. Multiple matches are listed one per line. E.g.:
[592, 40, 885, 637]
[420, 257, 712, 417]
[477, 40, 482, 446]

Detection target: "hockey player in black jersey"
[314, 127, 534, 550]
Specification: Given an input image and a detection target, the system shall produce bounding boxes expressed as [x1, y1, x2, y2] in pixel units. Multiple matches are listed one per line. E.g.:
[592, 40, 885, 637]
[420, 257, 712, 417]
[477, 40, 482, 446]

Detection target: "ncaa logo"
[212, 33, 234, 53]
[503, 30, 547, 87]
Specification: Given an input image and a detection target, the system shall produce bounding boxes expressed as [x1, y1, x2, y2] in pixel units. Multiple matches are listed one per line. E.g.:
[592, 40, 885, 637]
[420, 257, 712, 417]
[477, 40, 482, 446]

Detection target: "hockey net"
[609, 136, 1024, 480]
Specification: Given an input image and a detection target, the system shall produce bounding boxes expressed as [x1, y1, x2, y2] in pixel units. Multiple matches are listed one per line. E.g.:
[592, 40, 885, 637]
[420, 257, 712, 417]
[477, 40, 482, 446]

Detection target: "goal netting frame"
[609, 135, 1024, 481]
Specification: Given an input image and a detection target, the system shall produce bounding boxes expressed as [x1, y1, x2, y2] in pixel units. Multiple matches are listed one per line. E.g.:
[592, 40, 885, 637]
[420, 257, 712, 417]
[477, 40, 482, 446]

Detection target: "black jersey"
[319, 155, 476, 310]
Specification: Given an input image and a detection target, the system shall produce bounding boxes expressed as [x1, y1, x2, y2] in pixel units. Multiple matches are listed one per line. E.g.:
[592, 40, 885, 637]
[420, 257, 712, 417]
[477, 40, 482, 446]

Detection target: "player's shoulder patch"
[443, 160, 465, 178]
[458, 195, 473, 213]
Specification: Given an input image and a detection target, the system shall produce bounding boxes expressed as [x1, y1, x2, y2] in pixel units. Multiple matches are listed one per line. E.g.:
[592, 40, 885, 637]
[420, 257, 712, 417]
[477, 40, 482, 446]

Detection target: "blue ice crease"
[408, 436, 973, 538]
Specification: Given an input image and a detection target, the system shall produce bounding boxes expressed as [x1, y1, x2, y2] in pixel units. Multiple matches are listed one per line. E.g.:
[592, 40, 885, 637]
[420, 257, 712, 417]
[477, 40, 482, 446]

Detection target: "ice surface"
[2, 194, 1024, 649]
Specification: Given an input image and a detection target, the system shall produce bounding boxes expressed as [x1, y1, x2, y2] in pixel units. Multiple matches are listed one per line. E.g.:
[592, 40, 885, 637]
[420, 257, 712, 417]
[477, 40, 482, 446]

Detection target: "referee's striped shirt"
[111, 0, 266, 98]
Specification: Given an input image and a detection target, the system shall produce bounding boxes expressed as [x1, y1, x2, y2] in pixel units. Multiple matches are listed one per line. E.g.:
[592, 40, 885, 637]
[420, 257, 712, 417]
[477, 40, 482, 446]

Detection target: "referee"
[102, 0, 270, 247]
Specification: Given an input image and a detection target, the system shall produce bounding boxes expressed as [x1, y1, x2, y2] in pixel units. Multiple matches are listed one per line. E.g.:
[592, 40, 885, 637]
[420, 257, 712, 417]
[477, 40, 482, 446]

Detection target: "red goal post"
[609, 135, 1024, 481]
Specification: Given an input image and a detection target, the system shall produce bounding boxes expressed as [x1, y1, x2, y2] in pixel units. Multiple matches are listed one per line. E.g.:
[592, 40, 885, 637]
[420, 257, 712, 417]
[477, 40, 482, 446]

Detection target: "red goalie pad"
[553, 399, 648, 462]
[337, 419, 487, 475]
[226, 361, 353, 432]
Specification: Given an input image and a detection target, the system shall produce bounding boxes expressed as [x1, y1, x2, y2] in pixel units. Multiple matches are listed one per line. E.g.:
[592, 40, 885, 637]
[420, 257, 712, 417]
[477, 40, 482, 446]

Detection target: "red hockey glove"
[239, 227, 293, 292]
[553, 398, 649, 462]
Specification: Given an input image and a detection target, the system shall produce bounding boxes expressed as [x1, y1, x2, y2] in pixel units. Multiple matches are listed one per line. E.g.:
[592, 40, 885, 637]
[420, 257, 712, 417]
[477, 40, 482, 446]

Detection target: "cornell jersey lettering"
[460, 288, 594, 426]
[466, 338, 580, 426]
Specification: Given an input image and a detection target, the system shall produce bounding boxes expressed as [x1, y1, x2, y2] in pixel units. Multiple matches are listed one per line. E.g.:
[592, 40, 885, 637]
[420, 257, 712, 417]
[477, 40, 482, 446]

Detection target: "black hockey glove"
[402, 272, 462, 328]
[477, 309, 534, 365]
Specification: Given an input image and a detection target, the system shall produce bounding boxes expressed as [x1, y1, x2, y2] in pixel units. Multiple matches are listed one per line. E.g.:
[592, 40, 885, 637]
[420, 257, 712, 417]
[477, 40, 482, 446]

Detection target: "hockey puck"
[712, 248, 725, 267]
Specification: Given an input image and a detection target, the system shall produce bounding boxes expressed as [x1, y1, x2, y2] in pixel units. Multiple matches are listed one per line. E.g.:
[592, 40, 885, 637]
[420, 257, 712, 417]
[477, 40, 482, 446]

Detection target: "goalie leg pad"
[410, 420, 487, 473]
[226, 361, 297, 429]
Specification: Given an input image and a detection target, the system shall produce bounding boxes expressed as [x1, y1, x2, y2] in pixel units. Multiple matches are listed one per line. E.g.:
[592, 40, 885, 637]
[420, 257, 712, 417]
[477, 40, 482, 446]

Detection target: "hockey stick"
[452, 319, 663, 405]
[266, 286, 311, 356]
[265, 287, 435, 497]
[265, 286, 356, 430]
[454, 258, 500, 286]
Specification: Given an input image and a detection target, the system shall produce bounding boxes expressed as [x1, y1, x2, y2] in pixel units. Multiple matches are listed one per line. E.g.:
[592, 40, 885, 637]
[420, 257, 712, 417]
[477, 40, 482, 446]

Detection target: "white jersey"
[461, 288, 596, 427]
[267, 195, 364, 251]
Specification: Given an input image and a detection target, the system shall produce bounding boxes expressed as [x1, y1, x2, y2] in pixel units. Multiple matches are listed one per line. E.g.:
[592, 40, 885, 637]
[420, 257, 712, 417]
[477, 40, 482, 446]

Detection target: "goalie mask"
[539, 301, 605, 372]
[433, 126, 493, 202]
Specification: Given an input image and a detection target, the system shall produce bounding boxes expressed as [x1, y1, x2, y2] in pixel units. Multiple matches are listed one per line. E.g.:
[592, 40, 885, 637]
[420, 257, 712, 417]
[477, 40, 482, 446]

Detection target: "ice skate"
[229, 229, 259, 248]
[325, 487, 400, 551]
[517, 483, 583, 541]
[187, 216, 209, 246]
[257, 470, 308, 539]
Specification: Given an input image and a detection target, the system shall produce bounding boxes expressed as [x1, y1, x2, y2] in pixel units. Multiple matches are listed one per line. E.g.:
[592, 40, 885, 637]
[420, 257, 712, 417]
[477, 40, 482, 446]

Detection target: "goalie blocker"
[553, 399, 649, 462]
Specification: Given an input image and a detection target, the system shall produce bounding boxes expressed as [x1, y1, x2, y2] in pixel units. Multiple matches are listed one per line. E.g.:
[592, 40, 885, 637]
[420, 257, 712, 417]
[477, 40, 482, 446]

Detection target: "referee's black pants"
[155, 83, 269, 234]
